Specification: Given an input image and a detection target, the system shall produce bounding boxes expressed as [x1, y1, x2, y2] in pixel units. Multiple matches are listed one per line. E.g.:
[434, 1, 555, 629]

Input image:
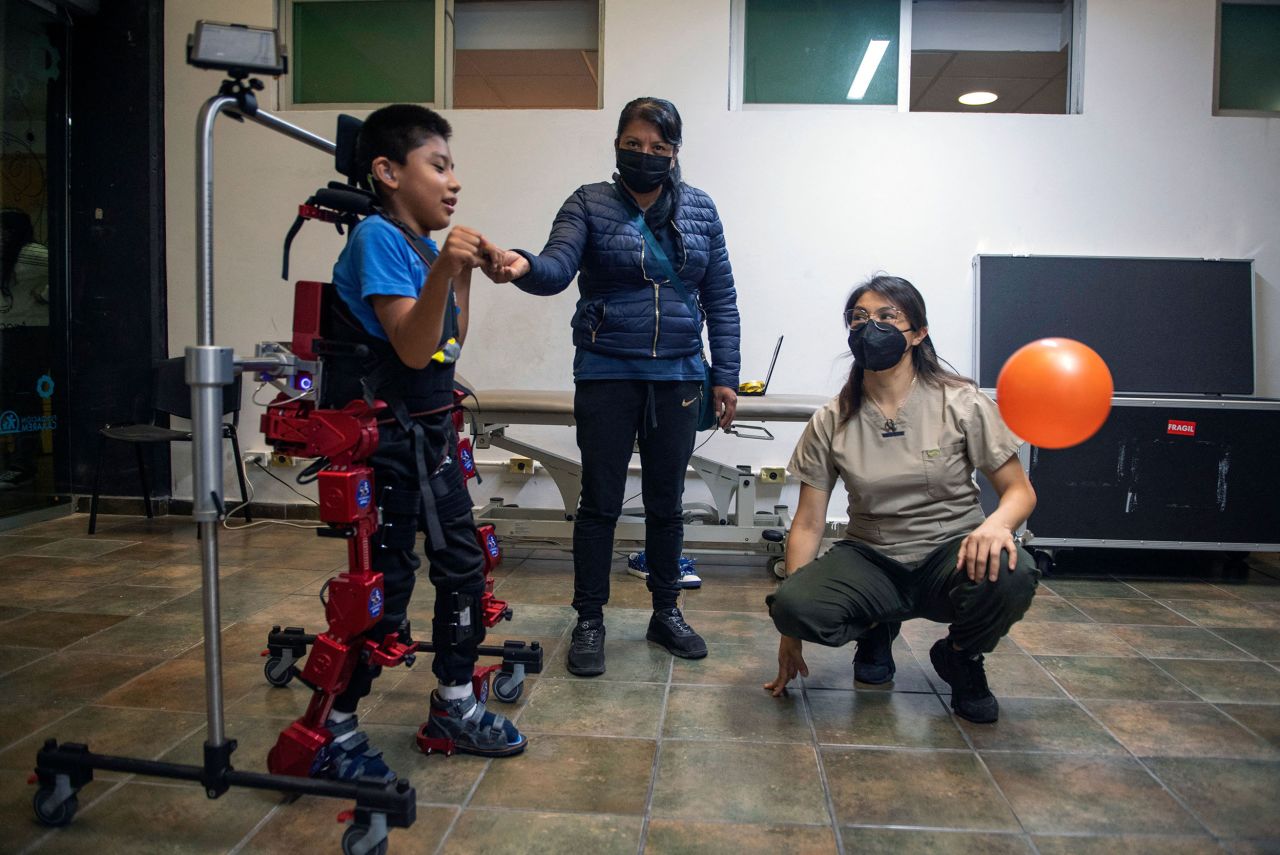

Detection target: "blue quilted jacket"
[513, 181, 741, 389]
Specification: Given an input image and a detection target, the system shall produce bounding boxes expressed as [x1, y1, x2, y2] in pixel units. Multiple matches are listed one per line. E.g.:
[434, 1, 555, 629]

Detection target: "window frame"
[1213, 0, 1280, 118]
[729, 0, 1087, 115]
[277, 0, 605, 111]
[276, 0, 448, 110]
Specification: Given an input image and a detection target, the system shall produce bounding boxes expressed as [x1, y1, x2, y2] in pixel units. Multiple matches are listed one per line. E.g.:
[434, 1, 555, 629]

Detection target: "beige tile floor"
[1, 513, 1278, 853]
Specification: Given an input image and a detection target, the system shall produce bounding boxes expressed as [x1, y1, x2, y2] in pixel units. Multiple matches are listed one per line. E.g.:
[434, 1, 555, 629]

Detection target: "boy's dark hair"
[355, 104, 452, 197]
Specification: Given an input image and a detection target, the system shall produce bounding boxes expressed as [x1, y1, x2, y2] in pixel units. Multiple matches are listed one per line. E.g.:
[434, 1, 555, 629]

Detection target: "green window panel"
[743, 0, 900, 105]
[1219, 2, 1280, 112]
[293, 0, 435, 104]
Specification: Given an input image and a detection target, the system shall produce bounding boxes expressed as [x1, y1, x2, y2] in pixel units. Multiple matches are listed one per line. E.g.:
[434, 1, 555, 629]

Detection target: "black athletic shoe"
[646, 607, 708, 659]
[929, 637, 999, 723]
[852, 621, 901, 684]
[567, 617, 606, 676]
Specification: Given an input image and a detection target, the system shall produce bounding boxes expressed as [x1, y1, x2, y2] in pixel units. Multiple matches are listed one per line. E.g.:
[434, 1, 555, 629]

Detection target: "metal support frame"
[32, 75, 415, 852]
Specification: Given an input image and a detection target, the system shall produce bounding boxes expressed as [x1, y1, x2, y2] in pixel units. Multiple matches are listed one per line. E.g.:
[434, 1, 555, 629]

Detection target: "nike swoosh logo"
[681, 397, 698, 408]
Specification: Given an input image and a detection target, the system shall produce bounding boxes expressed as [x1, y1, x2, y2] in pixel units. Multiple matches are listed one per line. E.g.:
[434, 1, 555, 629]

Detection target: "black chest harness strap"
[333, 213, 464, 554]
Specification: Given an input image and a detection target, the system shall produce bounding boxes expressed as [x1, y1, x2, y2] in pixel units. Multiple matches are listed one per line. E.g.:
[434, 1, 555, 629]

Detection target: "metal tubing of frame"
[191, 91, 337, 749]
[240, 108, 336, 156]
[195, 95, 236, 346]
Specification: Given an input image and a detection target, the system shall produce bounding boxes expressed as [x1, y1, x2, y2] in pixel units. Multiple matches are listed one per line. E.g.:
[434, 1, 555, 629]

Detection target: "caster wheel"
[32, 787, 78, 827]
[263, 656, 294, 687]
[1033, 550, 1055, 576]
[492, 672, 523, 703]
[342, 824, 389, 855]
[768, 556, 787, 580]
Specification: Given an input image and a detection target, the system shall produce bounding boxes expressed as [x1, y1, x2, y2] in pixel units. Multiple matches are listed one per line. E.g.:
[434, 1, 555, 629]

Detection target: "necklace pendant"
[881, 417, 904, 439]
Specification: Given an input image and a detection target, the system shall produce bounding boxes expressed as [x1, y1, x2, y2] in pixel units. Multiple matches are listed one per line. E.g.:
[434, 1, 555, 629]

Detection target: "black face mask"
[848, 321, 910, 372]
[616, 148, 673, 193]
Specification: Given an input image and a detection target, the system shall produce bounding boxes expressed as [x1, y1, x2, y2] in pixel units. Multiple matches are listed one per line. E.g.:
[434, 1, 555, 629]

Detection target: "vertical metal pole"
[191, 95, 238, 748]
[188, 92, 334, 753]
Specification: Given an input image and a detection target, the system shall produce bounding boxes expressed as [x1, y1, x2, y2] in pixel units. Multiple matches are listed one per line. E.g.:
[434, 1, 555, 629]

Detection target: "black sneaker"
[929, 637, 999, 723]
[646, 607, 708, 659]
[567, 617, 606, 676]
[852, 621, 901, 684]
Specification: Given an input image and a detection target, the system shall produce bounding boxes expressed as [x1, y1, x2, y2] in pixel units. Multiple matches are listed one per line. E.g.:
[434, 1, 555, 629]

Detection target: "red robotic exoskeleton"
[259, 280, 539, 777]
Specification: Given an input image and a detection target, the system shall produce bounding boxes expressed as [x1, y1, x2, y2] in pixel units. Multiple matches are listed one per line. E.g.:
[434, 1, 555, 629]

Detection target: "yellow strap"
[431, 338, 461, 364]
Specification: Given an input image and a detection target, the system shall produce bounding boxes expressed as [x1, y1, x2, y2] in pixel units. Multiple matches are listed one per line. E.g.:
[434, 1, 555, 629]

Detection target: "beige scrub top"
[788, 380, 1023, 563]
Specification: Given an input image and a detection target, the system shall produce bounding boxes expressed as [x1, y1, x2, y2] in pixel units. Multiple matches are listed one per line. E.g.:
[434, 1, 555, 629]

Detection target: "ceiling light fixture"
[958, 91, 998, 106]
[847, 39, 890, 100]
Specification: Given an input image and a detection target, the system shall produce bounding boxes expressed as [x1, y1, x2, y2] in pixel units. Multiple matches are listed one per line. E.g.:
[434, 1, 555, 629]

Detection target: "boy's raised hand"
[482, 248, 532, 283]
[438, 226, 488, 276]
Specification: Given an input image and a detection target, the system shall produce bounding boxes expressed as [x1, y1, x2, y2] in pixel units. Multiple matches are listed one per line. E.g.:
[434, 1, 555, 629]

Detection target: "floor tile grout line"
[798, 681, 847, 855]
[634, 653, 675, 855]
[427, 577, 567, 854]
[1193, 623, 1269, 662]
[431, 750, 494, 855]
[929, 684, 1036, 842]
[0, 703, 86, 756]
[1201, 700, 1280, 754]
[226, 802, 286, 855]
[1035, 657, 1223, 842]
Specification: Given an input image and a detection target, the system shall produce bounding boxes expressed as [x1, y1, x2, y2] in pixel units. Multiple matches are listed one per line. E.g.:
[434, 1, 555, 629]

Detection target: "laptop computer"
[738, 335, 783, 396]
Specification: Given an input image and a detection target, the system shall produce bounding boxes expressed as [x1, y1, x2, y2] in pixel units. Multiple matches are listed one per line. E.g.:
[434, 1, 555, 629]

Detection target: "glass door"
[1, 0, 69, 525]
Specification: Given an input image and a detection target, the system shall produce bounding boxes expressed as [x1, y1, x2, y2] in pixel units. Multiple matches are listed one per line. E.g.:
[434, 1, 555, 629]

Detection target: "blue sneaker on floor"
[321, 715, 396, 783]
[627, 552, 702, 589]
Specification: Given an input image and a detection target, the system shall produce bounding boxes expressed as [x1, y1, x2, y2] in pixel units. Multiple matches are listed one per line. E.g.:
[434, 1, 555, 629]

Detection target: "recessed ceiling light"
[958, 91, 998, 106]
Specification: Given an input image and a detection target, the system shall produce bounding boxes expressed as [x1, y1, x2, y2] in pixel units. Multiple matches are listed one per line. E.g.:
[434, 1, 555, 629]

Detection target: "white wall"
[162, 0, 1280, 520]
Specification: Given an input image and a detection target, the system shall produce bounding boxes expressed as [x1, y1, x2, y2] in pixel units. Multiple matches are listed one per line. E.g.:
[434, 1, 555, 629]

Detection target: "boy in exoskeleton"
[320, 104, 526, 781]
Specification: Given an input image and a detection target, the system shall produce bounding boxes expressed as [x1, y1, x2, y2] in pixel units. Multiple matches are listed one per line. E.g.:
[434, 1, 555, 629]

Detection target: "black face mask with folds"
[616, 148, 673, 193]
[848, 321, 910, 372]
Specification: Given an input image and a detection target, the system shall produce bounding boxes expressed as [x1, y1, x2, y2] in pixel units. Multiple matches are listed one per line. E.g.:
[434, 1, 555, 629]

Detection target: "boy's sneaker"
[322, 715, 396, 783]
[425, 690, 527, 757]
[929, 637, 999, 723]
[646, 607, 708, 659]
[566, 617, 606, 676]
[627, 552, 702, 589]
[852, 621, 901, 684]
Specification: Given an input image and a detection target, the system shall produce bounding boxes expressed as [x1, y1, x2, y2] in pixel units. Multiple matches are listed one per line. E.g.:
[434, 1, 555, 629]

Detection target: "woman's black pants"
[572, 379, 700, 621]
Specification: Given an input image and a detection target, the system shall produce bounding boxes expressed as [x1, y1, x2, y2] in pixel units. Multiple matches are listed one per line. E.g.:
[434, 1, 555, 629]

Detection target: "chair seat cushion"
[100, 424, 191, 443]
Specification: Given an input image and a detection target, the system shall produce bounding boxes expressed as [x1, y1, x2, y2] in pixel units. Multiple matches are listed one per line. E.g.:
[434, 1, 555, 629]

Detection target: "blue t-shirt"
[332, 214, 439, 340]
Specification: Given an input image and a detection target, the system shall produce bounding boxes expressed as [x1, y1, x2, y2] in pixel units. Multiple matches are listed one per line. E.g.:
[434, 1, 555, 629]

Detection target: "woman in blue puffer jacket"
[486, 97, 741, 678]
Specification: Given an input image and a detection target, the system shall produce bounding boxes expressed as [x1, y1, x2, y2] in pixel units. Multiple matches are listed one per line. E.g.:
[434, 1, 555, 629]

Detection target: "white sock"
[437, 682, 473, 702]
[327, 709, 357, 743]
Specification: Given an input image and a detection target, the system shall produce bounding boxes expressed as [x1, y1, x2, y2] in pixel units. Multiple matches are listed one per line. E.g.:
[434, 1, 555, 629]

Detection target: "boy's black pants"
[333, 410, 484, 713]
[572, 379, 700, 622]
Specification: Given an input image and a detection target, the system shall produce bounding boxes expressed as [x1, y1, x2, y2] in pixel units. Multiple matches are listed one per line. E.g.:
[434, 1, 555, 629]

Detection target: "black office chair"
[88, 356, 251, 534]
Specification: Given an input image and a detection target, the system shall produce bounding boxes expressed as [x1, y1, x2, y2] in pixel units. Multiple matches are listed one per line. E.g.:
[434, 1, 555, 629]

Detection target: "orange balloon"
[996, 338, 1113, 449]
